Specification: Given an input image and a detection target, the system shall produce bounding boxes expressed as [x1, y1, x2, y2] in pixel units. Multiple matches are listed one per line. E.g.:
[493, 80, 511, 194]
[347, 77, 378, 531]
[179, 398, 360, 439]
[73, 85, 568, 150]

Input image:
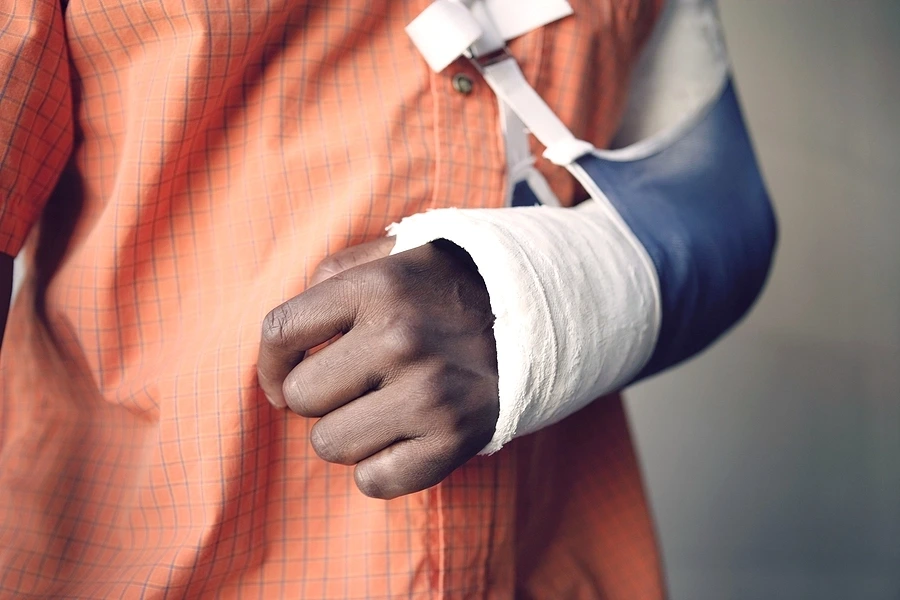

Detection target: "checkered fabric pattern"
[0, 0, 665, 597]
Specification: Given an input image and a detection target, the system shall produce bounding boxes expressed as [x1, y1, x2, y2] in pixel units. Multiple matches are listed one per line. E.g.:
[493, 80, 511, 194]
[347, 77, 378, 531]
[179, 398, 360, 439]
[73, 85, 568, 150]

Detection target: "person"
[0, 0, 775, 597]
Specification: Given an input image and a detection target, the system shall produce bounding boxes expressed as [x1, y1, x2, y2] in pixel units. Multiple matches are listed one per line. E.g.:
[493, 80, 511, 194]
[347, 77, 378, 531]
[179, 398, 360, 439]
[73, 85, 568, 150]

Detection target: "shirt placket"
[427, 57, 507, 213]
[423, 20, 547, 597]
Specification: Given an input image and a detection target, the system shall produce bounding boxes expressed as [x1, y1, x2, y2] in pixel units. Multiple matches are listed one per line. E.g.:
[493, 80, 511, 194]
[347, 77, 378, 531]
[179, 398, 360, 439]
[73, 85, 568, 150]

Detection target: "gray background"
[627, 1, 900, 598]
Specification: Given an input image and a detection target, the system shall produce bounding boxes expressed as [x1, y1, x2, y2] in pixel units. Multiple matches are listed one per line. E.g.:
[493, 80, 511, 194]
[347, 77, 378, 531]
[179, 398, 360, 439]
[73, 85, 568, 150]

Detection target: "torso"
[0, 1, 665, 597]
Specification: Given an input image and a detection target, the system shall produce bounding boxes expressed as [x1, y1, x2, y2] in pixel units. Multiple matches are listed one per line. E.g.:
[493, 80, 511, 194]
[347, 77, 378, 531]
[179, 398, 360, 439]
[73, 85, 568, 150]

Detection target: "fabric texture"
[574, 82, 777, 379]
[0, 0, 665, 597]
[0, 0, 73, 256]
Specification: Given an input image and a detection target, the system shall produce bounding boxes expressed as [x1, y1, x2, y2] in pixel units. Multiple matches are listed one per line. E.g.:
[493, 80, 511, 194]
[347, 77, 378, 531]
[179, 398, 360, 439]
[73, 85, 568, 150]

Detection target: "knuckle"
[354, 464, 389, 499]
[429, 424, 468, 457]
[368, 258, 400, 285]
[282, 375, 316, 417]
[409, 442, 456, 490]
[417, 367, 497, 453]
[366, 258, 411, 294]
[261, 304, 294, 348]
[382, 318, 426, 360]
[314, 254, 342, 281]
[309, 422, 346, 464]
[354, 440, 459, 500]
[421, 361, 461, 405]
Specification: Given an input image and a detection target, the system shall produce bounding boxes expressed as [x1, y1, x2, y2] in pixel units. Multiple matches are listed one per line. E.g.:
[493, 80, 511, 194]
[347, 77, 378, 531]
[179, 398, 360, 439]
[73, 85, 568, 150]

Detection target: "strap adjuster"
[470, 47, 514, 69]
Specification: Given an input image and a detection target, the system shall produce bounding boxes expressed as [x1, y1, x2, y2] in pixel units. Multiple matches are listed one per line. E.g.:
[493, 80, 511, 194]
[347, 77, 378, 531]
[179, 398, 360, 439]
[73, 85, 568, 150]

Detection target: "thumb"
[309, 236, 396, 287]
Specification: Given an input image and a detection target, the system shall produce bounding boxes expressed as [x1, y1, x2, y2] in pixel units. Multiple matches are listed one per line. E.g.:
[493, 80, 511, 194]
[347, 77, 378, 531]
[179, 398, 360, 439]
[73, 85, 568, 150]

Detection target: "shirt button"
[452, 73, 474, 95]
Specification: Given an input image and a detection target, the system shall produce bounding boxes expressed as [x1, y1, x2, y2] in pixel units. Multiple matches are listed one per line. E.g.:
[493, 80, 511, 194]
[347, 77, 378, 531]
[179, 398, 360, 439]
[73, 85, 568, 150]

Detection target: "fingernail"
[266, 394, 287, 409]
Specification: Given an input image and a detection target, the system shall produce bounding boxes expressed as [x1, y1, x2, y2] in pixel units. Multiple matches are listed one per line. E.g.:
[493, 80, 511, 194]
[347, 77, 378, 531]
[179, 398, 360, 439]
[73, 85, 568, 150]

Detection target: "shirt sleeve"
[0, 0, 73, 257]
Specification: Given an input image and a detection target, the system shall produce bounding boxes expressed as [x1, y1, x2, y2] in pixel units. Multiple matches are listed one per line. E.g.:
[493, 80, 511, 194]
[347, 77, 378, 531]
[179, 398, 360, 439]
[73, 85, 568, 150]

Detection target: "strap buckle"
[471, 47, 514, 69]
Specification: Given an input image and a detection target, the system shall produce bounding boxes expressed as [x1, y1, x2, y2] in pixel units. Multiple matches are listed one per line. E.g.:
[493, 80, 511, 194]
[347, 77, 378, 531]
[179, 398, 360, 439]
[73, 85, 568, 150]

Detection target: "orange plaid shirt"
[0, 0, 666, 597]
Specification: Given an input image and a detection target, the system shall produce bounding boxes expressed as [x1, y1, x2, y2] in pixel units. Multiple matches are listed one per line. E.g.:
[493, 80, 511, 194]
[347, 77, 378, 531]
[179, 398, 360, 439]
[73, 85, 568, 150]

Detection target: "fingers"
[282, 329, 391, 417]
[257, 277, 360, 408]
[309, 237, 395, 287]
[299, 353, 496, 499]
[308, 387, 417, 466]
[354, 437, 460, 500]
[259, 237, 395, 407]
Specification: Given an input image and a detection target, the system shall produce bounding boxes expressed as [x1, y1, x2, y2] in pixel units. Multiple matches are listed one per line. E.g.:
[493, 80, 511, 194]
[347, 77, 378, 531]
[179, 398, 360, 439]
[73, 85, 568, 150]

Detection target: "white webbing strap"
[406, 0, 574, 68]
[406, 0, 594, 168]
[405, 1, 483, 72]
[465, 0, 507, 57]
[499, 102, 561, 206]
[477, 57, 595, 166]
[480, 0, 574, 41]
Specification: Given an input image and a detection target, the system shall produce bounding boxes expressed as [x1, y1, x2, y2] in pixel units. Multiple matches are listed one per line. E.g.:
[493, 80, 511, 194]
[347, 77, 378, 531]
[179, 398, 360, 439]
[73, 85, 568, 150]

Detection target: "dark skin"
[257, 237, 501, 500]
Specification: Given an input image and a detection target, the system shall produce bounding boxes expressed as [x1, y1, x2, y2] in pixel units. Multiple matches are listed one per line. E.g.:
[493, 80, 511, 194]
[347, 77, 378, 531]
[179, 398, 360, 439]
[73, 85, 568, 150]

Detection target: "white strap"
[524, 167, 561, 207]
[465, 0, 507, 57]
[481, 0, 573, 41]
[478, 58, 595, 165]
[499, 103, 532, 185]
[406, 0, 574, 71]
[500, 103, 560, 206]
[405, 1, 483, 72]
[406, 0, 595, 167]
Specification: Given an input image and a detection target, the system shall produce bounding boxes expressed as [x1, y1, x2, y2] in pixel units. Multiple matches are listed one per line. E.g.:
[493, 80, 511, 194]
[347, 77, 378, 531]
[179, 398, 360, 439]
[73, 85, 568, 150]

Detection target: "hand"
[257, 237, 500, 499]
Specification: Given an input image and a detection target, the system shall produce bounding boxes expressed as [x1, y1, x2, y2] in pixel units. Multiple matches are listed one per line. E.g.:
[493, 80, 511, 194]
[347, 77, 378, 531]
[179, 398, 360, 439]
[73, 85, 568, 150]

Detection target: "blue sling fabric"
[577, 81, 777, 378]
